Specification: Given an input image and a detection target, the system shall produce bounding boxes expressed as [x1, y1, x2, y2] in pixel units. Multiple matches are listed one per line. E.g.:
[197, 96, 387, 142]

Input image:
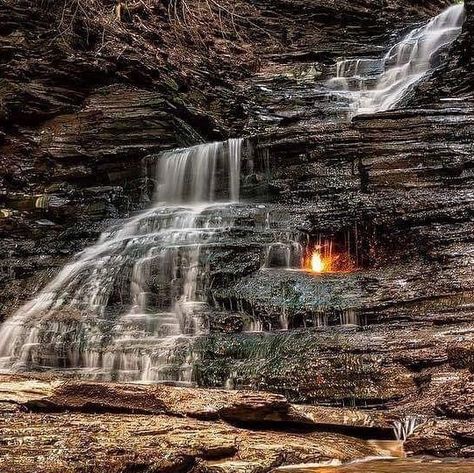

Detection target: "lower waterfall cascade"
[0, 3, 467, 385]
[0, 139, 246, 382]
[329, 3, 465, 115]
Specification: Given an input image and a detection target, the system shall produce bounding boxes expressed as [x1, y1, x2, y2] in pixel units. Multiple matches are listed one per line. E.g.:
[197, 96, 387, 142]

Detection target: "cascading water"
[0, 6, 464, 385]
[0, 139, 242, 383]
[329, 3, 465, 115]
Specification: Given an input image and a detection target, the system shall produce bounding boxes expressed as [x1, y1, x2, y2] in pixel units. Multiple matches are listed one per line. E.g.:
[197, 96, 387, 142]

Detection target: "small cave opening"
[261, 226, 376, 274]
[303, 232, 359, 274]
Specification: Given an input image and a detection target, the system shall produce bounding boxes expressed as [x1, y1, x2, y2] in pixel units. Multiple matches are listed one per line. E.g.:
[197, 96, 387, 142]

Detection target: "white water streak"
[0, 139, 243, 382]
[331, 4, 464, 114]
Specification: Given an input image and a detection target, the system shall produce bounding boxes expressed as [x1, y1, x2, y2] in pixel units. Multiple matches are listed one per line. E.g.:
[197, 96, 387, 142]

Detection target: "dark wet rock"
[447, 341, 474, 370]
[192, 327, 417, 405]
[1, 0, 473, 460]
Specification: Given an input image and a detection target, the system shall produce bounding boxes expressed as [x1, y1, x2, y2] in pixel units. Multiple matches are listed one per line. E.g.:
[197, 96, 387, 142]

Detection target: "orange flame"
[311, 252, 325, 273]
[305, 240, 355, 274]
[305, 243, 341, 274]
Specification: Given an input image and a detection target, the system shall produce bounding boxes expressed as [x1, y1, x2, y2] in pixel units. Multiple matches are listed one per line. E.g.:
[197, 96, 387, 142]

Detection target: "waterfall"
[264, 239, 305, 269]
[329, 3, 465, 114]
[0, 139, 243, 383]
[2, 7, 463, 384]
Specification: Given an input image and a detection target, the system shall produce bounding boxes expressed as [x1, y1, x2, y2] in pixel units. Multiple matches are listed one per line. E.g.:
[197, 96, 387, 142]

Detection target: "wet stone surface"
[0, 0, 473, 464]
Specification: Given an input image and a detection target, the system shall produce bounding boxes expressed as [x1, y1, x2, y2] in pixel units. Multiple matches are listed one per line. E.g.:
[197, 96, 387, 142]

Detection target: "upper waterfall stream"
[329, 3, 464, 115]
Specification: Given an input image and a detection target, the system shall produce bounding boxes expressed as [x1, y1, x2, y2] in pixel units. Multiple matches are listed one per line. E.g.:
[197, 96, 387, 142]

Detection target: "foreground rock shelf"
[0, 375, 400, 473]
[1, 374, 474, 472]
[273, 459, 474, 473]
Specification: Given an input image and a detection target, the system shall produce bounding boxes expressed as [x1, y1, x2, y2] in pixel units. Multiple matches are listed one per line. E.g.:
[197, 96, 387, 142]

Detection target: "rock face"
[1, 0, 473, 463]
[192, 2, 472, 458]
[0, 1, 453, 317]
[0, 0, 238, 317]
[0, 375, 399, 473]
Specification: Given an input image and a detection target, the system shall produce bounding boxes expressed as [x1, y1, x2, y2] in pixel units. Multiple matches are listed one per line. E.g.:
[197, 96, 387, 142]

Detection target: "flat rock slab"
[0, 375, 390, 433]
[0, 375, 61, 403]
[0, 411, 384, 473]
[271, 459, 474, 472]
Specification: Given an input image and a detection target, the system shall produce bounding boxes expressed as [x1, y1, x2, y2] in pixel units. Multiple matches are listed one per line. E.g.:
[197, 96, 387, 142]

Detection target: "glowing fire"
[311, 251, 326, 273]
[305, 240, 355, 274]
[305, 243, 341, 274]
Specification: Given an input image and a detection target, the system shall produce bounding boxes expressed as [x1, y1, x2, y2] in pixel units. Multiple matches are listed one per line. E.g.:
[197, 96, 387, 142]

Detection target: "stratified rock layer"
[0, 375, 398, 473]
[1, 0, 473, 462]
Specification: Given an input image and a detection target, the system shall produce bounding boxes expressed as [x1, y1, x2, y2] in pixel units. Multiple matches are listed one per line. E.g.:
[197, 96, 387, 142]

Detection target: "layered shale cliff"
[1, 0, 474, 469]
[0, 1, 461, 317]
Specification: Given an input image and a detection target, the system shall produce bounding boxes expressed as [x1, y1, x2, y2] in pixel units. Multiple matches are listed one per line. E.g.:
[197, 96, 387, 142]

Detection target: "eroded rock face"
[1, 0, 473, 461]
[0, 0, 453, 317]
